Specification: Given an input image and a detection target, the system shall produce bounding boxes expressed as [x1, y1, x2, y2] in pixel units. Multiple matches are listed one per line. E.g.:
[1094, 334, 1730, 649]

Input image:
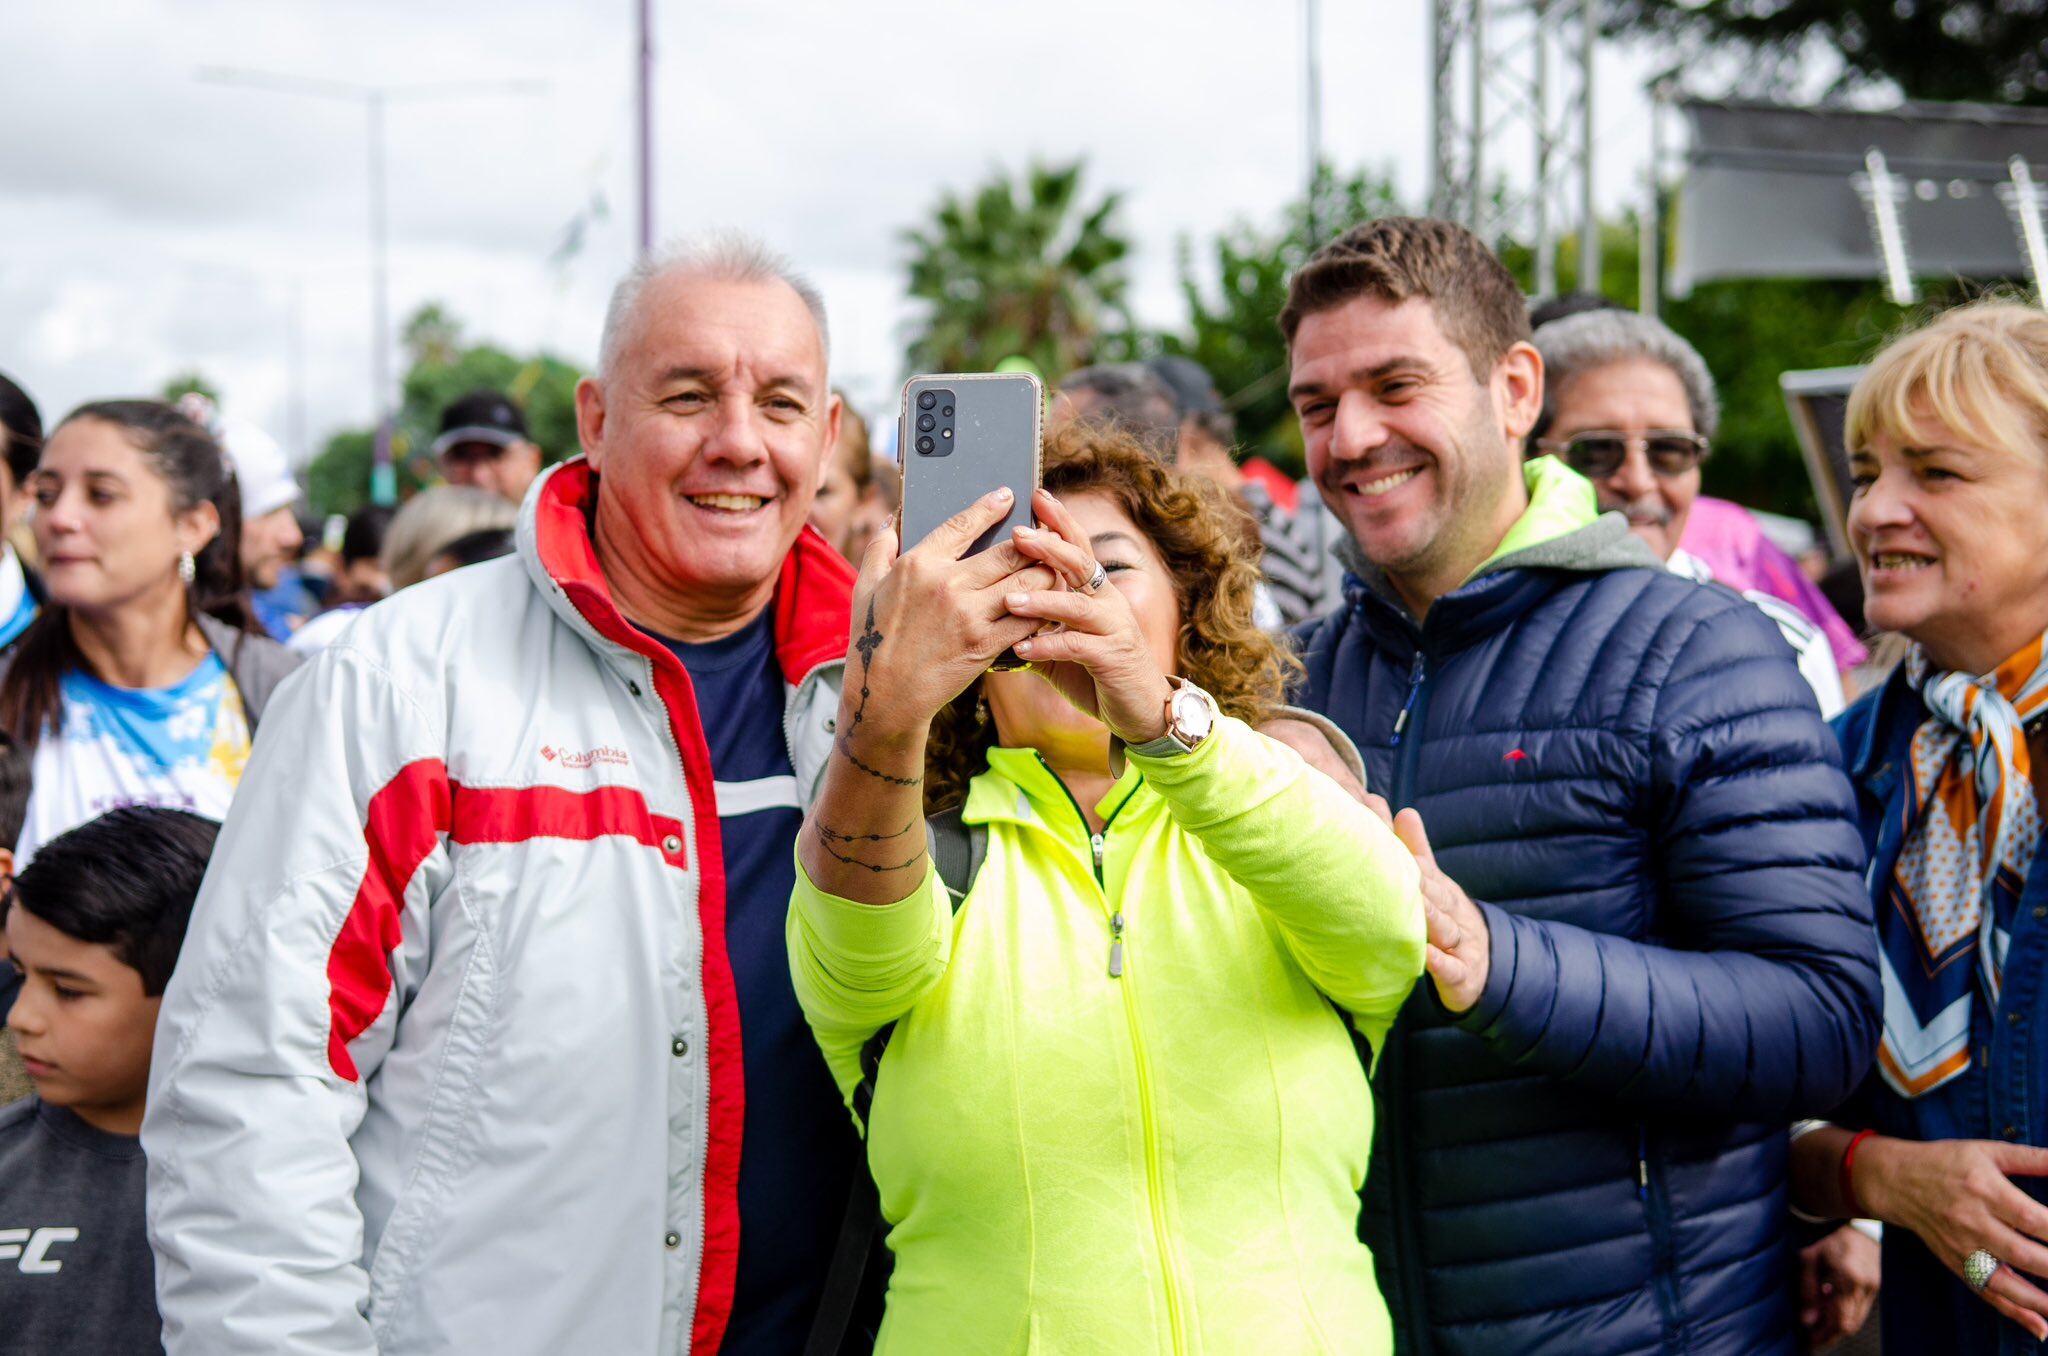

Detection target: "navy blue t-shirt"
[659, 613, 862, 1355]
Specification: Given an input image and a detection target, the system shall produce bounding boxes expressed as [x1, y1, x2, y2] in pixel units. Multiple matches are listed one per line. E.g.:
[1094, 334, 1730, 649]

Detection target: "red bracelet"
[1840, 1129, 1878, 1218]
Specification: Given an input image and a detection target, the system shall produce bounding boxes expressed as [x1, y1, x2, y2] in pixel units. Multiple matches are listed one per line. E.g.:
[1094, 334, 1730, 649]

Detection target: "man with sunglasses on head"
[1531, 309, 1846, 715]
[433, 390, 545, 505]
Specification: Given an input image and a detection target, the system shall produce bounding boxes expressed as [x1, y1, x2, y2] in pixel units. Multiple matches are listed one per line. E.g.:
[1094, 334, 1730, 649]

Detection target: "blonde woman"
[380, 485, 518, 591]
[1791, 301, 2048, 1351]
[791, 422, 1426, 1353]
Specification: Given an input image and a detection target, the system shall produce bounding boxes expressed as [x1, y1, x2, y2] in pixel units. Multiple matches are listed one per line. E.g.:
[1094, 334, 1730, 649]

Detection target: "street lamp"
[637, 0, 656, 257]
[1304, 0, 1323, 243]
[197, 66, 546, 505]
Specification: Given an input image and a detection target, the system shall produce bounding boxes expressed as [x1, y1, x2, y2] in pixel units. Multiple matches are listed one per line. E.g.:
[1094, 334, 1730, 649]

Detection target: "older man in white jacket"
[143, 238, 899, 1354]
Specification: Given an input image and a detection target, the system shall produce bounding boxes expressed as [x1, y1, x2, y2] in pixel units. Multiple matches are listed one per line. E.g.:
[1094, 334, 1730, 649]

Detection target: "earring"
[975, 689, 990, 727]
[179, 551, 196, 585]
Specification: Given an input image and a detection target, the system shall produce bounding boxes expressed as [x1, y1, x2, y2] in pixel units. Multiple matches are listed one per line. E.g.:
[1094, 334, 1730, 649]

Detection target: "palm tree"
[901, 160, 1133, 378]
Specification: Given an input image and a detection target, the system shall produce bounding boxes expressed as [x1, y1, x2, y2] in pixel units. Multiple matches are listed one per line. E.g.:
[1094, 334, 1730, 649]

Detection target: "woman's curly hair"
[924, 419, 1299, 814]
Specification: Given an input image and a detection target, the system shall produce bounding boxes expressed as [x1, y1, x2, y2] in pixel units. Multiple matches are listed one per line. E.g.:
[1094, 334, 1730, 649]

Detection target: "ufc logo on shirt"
[0, 1226, 78, 1273]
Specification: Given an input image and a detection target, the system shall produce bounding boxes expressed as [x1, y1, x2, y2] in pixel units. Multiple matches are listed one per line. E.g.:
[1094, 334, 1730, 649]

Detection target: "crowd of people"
[0, 211, 2045, 1356]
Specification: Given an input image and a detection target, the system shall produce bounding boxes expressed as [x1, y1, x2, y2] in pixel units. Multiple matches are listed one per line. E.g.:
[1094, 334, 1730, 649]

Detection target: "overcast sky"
[2, 0, 1677, 464]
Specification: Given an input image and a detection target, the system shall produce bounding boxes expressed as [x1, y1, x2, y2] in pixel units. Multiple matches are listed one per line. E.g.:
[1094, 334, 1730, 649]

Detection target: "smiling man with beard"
[142, 237, 905, 1354]
[1286, 217, 1880, 1356]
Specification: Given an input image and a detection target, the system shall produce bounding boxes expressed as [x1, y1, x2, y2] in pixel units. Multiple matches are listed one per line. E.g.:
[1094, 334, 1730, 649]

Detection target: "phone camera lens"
[916, 412, 936, 432]
[916, 435, 936, 455]
[916, 390, 937, 410]
[942, 405, 954, 416]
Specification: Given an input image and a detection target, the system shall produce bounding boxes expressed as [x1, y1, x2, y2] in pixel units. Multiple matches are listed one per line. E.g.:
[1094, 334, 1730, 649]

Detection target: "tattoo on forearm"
[837, 598, 922, 787]
[819, 818, 916, 849]
[816, 817, 923, 874]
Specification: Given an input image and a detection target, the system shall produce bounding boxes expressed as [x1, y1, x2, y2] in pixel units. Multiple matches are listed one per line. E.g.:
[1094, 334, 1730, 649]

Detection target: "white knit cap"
[212, 414, 300, 519]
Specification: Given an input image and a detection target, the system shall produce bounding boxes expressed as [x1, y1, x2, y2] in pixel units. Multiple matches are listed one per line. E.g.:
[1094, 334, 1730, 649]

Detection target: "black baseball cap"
[1145, 355, 1224, 420]
[432, 390, 529, 458]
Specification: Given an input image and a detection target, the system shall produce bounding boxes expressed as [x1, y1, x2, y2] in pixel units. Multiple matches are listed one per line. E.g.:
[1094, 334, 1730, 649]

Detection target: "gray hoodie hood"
[1335, 509, 1664, 614]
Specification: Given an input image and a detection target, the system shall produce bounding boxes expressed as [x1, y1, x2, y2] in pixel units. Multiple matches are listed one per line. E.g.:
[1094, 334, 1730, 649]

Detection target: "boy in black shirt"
[0, 807, 217, 1355]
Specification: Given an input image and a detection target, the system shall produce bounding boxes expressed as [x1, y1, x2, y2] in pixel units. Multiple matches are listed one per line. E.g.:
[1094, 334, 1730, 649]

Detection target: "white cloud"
[0, 0, 1677, 462]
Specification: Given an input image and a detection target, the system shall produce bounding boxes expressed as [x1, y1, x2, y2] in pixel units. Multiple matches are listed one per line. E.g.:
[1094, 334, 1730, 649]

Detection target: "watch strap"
[1109, 678, 1214, 775]
[1124, 731, 1194, 760]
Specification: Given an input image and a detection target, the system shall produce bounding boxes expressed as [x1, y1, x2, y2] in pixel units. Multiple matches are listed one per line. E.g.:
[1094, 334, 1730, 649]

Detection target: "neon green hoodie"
[789, 715, 1426, 1355]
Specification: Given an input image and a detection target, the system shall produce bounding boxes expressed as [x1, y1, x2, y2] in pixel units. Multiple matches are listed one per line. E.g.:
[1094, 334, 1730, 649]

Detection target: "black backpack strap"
[815, 810, 988, 1355]
[802, 1149, 882, 1356]
[926, 805, 984, 906]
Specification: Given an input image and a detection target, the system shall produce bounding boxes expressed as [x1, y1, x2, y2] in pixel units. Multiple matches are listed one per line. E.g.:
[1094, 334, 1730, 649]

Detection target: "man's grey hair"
[597, 232, 830, 381]
[1532, 309, 1720, 441]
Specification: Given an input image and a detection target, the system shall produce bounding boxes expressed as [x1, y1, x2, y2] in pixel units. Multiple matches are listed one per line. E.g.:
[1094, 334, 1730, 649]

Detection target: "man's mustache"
[1610, 496, 1672, 528]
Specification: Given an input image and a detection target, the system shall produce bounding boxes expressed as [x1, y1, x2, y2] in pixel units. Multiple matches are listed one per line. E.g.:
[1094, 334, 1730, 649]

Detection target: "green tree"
[305, 428, 433, 518]
[1156, 165, 1407, 478]
[306, 303, 584, 516]
[901, 160, 1133, 378]
[161, 371, 221, 405]
[1605, 0, 2047, 104]
[1499, 219, 1969, 520]
[402, 303, 464, 370]
[1155, 173, 1975, 521]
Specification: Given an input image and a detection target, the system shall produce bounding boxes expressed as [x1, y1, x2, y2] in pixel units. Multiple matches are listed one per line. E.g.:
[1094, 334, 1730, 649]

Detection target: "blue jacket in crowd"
[1836, 671, 2048, 1356]
[1297, 465, 1880, 1356]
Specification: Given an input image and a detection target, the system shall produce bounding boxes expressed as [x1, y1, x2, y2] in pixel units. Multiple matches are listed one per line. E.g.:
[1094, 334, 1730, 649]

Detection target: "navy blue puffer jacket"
[1298, 504, 1878, 1356]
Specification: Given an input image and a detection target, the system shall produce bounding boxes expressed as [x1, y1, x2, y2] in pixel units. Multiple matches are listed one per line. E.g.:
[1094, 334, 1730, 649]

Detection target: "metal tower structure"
[1431, 0, 1602, 296]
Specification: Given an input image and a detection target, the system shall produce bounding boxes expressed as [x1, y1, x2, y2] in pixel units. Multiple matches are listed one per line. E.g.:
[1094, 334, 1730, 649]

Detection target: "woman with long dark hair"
[1, 401, 296, 862]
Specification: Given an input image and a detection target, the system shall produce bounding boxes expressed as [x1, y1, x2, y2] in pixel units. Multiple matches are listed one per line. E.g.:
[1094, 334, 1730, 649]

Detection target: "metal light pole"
[198, 68, 545, 505]
[1431, 0, 1600, 276]
[1533, 0, 1554, 295]
[1640, 68, 1679, 318]
[287, 277, 308, 463]
[1578, 0, 1600, 291]
[638, 0, 657, 257]
[368, 90, 391, 503]
[1469, 0, 1486, 233]
[1304, 0, 1323, 243]
[2001, 156, 2048, 307]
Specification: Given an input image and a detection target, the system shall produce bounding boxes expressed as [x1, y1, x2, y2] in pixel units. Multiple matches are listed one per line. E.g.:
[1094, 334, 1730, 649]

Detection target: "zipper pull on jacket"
[1392, 650, 1427, 745]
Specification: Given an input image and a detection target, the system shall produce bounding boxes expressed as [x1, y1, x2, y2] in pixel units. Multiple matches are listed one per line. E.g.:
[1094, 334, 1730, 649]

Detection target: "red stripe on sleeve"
[449, 782, 688, 864]
[326, 758, 451, 1082]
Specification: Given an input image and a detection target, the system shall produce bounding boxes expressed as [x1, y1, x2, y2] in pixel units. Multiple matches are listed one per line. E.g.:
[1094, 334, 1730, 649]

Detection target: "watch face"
[1172, 687, 1215, 742]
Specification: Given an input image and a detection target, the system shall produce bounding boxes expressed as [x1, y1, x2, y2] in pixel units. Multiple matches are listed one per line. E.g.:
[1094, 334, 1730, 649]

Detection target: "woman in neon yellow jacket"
[791, 423, 1428, 1354]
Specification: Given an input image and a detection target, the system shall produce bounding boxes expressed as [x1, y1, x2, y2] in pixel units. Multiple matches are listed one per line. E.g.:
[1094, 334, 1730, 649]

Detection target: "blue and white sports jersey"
[16, 653, 250, 864]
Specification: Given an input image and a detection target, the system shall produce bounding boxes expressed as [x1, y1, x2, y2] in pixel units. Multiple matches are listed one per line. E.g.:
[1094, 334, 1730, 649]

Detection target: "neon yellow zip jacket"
[789, 715, 1427, 1355]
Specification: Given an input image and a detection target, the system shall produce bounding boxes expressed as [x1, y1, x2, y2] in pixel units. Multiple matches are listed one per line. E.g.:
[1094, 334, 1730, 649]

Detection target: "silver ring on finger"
[1081, 560, 1108, 594]
[1965, 1248, 2001, 1293]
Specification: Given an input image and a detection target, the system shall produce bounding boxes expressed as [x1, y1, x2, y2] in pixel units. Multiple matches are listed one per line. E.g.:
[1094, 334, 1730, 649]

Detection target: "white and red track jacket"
[143, 459, 853, 1355]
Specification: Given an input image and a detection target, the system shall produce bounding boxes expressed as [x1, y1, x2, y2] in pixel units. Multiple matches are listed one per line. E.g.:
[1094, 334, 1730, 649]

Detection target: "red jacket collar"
[529, 457, 853, 681]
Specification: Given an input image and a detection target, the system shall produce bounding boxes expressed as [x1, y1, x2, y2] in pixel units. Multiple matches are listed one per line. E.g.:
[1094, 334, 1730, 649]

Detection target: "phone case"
[898, 372, 1043, 557]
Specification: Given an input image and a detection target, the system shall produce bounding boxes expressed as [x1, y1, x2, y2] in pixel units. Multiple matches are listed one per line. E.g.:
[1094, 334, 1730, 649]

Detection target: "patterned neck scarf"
[1877, 633, 2048, 1098]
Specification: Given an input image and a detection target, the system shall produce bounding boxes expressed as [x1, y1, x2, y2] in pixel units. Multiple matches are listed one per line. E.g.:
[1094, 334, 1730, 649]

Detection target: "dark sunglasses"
[1538, 429, 1710, 479]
